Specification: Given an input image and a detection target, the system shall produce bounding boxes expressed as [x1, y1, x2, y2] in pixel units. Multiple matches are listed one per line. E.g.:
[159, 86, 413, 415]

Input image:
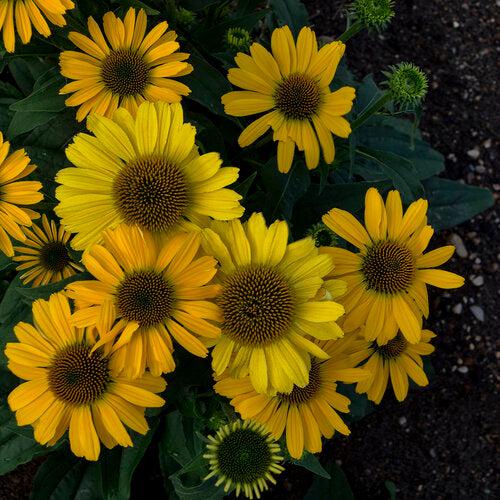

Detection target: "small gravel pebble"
[467, 147, 480, 159]
[470, 305, 485, 322]
[452, 303, 463, 314]
[471, 275, 484, 286]
[399, 416, 407, 426]
[448, 233, 468, 258]
[458, 366, 469, 374]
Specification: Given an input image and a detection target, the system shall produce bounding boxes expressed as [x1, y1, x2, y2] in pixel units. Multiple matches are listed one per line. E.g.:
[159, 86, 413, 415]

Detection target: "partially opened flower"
[215, 336, 368, 459]
[202, 213, 345, 395]
[203, 420, 284, 499]
[350, 329, 435, 403]
[13, 214, 83, 287]
[67, 224, 221, 378]
[0, 132, 43, 257]
[55, 101, 243, 250]
[5, 293, 166, 461]
[60, 8, 192, 121]
[321, 188, 464, 344]
[222, 26, 355, 173]
[0, 0, 74, 53]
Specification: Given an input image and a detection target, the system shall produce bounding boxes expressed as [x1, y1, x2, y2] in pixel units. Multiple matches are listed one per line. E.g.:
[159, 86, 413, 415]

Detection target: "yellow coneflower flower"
[349, 329, 436, 403]
[13, 214, 83, 287]
[0, 0, 74, 53]
[0, 131, 42, 257]
[5, 293, 166, 461]
[321, 187, 464, 344]
[201, 212, 346, 395]
[66, 224, 221, 378]
[203, 420, 284, 499]
[215, 336, 368, 459]
[59, 8, 193, 122]
[55, 101, 243, 251]
[221, 26, 355, 173]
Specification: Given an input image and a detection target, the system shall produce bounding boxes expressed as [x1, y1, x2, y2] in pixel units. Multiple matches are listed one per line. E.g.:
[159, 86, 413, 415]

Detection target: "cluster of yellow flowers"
[0, 6, 463, 483]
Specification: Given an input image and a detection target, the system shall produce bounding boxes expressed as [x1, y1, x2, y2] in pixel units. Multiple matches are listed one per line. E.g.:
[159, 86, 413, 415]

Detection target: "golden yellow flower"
[202, 212, 346, 395]
[215, 336, 368, 459]
[221, 26, 355, 173]
[0, 0, 74, 53]
[349, 329, 436, 403]
[6, 293, 166, 461]
[67, 224, 221, 379]
[60, 7, 193, 121]
[55, 101, 243, 251]
[13, 214, 83, 287]
[322, 188, 464, 344]
[0, 131, 43, 257]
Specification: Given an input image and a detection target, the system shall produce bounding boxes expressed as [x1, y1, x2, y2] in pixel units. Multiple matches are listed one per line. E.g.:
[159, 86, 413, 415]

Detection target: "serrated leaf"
[292, 452, 331, 479]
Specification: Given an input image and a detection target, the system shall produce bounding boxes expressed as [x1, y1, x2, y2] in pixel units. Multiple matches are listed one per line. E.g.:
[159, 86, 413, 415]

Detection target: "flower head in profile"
[55, 101, 243, 250]
[222, 26, 355, 173]
[321, 188, 464, 344]
[215, 336, 368, 459]
[0, 132, 43, 257]
[13, 214, 83, 287]
[0, 0, 74, 53]
[202, 213, 346, 395]
[203, 420, 284, 499]
[5, 293, 165, 461]
[67, 224, 221, 378]
[60, 8, 193, 121]
[349, 329, 435, 403]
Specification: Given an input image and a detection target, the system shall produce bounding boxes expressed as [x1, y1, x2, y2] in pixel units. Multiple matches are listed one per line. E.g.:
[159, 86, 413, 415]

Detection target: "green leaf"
[115, 0, 160, 15]
[31, 448, 103, 500]
[15, 273, 89, 303]
[159, 411, 195, 470]
[234, 171, 257, 199]
[0, 275, 28, 325]
[292, 452, 330, 479]
[304, 461, 353, 500]
[336, 383, 374, 422]
[385, 480, 398, 499]
[423, 177, 494, 230]
[0, 404, 49, 475]
[8, 59, 50, 96]
[270, 0, 309, 37]
[0, 253, 13, 273]
[181, 53, 232, 117]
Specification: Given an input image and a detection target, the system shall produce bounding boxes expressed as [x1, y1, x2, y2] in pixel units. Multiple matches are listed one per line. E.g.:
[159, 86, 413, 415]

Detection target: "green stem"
[338, 20, 364, 42]
[351, 92, 393, 131]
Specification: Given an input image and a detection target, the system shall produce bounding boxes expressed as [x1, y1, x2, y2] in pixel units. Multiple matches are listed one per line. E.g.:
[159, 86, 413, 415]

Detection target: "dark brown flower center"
[48, 344, 109, 405]
[113, 156, 189, 232]
[278, 360, 321, 404]
[116, 271, 175, 327]
[361, 241, 415, 294]
[219, 266, 294, 346]
[375, 333, 408, 359]
[39, 241, 71, 273]
[101, 49, 149, 97]
[274, 73, 321, 120]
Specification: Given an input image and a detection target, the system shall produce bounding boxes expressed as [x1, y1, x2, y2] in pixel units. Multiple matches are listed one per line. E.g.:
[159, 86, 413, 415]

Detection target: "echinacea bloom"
[221, 26, 355, 173]
[55, 101, 243, 250]
[215, 336, 368, 459]
[203, 420, 284, 499]
[0, 132, 43, 257]
[59, 8, 192, 121]
[67, 224, 221, 378]
[321, 188, 464, 344]
[201, 213, 346, 395]
[0, 0, 74, 53]
[5, 293, 166, 461]
[13, 214, 83, 287]
[349, 329, 435, 403]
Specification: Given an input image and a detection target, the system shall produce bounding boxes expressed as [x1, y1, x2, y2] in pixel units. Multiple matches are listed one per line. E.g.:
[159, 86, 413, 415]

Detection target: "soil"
[0, 1, 498, 499]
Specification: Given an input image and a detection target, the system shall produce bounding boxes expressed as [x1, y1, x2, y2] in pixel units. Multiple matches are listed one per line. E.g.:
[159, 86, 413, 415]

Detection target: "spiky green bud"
[175, 7, 196, 28]
[307, 223, 339, 248]
[352, 0, 395, 31]
[384, 62, 428, 107]
[226, 27, 252, 53]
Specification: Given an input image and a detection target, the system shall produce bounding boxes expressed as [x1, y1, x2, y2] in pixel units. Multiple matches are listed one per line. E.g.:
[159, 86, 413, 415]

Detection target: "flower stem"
[338, 20, 364, 42]
[351, 92, 393, 131]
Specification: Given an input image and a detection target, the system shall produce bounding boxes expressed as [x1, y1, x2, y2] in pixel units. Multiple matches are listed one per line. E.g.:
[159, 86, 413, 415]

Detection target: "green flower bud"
[226, 27, 252, 53]
[384, 62, 429, 107]
[307, 223, 339, 248]
[175, 7, 196, 28]
[352, 0, 395, 31]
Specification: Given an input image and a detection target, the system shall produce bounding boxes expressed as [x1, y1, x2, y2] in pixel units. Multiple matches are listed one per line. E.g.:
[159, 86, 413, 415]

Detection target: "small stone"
[458, 366, 469, 374]
[475, 165, 486, 174]
[467, 148, 480, 159]
[452, 21, 460, 28]
[448, 233, 468, 258]
[398, 416, 407, 426]
[470, 305, 485, 322]
[471, 275, 484, 287]
[429, 448, 437, 458]
[452, 303, 463, 314]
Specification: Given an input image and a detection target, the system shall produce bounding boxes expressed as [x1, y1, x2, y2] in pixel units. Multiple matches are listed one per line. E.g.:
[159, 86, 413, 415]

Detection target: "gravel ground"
[0, 1, 498, 499]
